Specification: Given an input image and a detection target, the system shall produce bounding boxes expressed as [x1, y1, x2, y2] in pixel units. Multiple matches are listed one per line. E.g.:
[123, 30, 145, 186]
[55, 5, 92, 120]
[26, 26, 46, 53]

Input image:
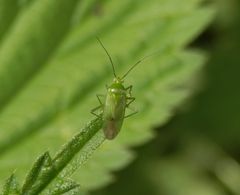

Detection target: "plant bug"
[92, 38, 149, 140]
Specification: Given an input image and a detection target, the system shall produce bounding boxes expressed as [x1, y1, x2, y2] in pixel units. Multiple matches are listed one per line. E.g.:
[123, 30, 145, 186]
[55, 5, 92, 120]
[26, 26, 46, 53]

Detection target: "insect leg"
[125, 97, 138, 118]
[126, 96, 135, 107]
[125, 85, 133, 96]
[91, 105, 102, 118]
[96, 94, 105, 105]
[124, 110, 138, 118]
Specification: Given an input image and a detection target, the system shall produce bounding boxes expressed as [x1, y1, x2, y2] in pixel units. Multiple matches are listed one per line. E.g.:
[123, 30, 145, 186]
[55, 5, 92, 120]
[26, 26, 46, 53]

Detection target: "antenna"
[96, 37, 117, 78]
[121, 51, 158, 79]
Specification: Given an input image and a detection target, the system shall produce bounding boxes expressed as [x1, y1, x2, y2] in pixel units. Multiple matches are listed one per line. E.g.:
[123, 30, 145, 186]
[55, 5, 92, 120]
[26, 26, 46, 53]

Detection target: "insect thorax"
[108, 80, 126, 95]
[108, 88, 126, 95]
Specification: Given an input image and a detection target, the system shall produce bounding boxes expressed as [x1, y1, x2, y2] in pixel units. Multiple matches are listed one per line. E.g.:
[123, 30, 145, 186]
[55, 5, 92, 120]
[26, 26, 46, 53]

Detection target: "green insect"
[91, 38, 143, 140]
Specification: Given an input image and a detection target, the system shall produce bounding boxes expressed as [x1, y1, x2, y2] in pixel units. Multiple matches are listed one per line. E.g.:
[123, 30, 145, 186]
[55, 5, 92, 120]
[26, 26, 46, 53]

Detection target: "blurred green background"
[0, 0, 240, 194]
[93, 0, 240, 195]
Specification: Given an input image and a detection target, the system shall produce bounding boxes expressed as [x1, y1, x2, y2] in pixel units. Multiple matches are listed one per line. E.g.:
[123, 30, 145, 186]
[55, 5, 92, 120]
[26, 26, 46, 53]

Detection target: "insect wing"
[103, 91, 126, 139]
[103, 119, 119, 139]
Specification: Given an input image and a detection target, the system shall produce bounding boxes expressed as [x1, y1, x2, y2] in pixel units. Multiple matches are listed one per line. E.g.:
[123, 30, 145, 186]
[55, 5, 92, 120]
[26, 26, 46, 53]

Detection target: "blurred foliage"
[171, 0, 240, 151]
[0, 0, 224, 194]
[92, 0, 240, 195]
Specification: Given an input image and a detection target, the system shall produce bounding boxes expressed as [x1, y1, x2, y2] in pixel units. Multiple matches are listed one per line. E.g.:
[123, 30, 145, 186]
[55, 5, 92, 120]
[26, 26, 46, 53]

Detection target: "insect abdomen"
[103, 119, 119, 139]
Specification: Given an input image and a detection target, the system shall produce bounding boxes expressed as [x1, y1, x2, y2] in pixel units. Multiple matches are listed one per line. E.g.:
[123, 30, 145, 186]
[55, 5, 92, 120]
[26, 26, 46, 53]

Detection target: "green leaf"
[0, 0, 80, 107]
[20, 118, 103, 194]
[0, 0, 214, 193]
[1, 174, 20, 195]
[46, 178, 80, 195]
[21, 152, 52, 194]
[0, 0, 19, 43]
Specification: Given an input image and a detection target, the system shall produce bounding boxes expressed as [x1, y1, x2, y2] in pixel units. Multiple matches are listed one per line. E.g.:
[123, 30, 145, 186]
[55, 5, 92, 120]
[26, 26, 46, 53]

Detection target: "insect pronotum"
[91, 37, 150, 140]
